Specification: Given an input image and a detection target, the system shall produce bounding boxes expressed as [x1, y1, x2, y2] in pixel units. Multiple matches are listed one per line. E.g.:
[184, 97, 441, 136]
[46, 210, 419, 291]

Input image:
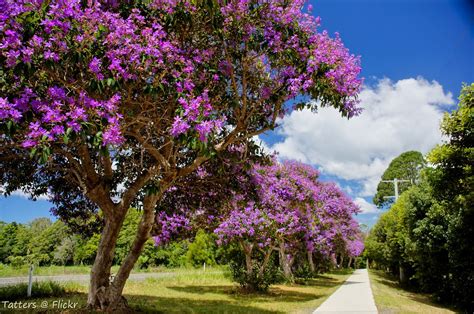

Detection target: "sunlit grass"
[368, 269, 456, 313]
[0, 264, 227, 277]
[1, 268, 352, 313]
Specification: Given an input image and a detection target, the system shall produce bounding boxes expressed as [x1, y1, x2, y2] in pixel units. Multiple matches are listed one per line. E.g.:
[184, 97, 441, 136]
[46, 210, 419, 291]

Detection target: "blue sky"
[1, 0, 473, 226]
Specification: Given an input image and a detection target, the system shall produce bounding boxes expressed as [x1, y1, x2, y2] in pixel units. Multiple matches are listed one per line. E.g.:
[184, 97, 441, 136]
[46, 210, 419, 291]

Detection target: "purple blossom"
[170, 116, 190, 136]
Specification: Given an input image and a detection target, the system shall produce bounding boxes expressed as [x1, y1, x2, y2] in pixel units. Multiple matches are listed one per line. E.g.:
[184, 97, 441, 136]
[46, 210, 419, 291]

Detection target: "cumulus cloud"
[10, 190, 50, 201]
[266, 77, 454, 198]
[354, 197, 380, 214]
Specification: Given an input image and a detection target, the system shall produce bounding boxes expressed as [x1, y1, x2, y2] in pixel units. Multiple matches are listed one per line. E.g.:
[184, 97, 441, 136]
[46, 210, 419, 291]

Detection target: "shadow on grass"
[167, 285, 324, 304]
[370, 270, 457, 313]
[128, 294, 281, 314]
[14, 292, 281, 313]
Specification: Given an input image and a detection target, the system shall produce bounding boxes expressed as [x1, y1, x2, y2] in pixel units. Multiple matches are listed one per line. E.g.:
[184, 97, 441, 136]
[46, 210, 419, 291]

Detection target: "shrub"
[186, 230, 216, 268]
[228, 249, 283, 292]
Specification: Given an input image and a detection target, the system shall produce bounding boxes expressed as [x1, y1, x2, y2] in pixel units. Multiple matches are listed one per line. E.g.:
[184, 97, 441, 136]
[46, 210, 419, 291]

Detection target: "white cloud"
[10, 190, 50, 201]
[354, 197, 380, 214]
[267, 77, 454, 199]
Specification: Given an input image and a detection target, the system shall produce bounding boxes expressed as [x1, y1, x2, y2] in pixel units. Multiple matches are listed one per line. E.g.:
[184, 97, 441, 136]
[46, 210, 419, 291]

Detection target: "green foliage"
[115, 209, 142, 264]
[0, 222, 19, 263]
[186, 229, 216, 268]
[53, 236, 78, 266]
[225, 246, 283, 292]
[74, 234, 99, 265]
[153, 241, 189, 268]
[427, 83, 474, 309]
[373, 151, 425, 207]
[367, 85, 474, 310]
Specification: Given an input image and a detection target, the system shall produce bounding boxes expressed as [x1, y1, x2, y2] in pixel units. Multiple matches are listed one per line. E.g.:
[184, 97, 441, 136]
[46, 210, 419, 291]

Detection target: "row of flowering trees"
[156, 158, 364, 291]
[1, 0, 363, 310]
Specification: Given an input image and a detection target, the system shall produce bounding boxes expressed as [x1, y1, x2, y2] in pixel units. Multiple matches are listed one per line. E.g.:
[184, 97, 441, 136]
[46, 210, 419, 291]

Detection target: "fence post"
[27, 265, 33, 297]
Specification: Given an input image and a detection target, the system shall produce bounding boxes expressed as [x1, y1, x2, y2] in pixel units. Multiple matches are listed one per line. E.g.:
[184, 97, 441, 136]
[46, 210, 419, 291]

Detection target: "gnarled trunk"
[87, 195, 159, 311]
[87, 206, 126, 310]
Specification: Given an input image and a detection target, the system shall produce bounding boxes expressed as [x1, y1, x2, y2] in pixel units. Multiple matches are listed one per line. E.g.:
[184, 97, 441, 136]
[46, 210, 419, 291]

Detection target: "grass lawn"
[368, 269, 456, 314]
[1, 268, 353, 313]
[0, 264, 197, 277]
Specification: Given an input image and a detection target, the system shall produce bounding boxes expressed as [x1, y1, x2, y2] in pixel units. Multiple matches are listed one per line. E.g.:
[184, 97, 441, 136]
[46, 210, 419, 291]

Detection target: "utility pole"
[382, 178, 411, 201]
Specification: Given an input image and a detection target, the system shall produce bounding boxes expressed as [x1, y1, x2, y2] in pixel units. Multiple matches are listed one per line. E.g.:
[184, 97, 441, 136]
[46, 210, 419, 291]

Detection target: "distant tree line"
[0, 211, 220, 269]
[364, 84, 473, 311]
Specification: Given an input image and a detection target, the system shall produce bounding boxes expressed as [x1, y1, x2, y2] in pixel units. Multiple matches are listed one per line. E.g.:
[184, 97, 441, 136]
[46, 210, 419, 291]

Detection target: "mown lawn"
[0, 264, 183, 277]
[1, 268, 353, 313]
[368, 269, 457, 313]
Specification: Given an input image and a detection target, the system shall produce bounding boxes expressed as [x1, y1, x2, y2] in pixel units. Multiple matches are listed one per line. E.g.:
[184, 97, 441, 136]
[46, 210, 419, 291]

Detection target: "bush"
[186, 229, 216, 268]
[293, 263, 314, 281]
[0, 281, 66, 301]
[7, 256, 26, 268]
[227, 248, 283, 292]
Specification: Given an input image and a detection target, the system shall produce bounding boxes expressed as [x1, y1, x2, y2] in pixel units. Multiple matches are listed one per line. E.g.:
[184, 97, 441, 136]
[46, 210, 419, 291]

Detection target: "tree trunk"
[279, 242, 293, 281]
[87, 207, 127, 310]
[87, 195, 159, 311]
[347, 257, 353, 269]
[307, 250, 315, 273]
[240, 241, 253, 276]
[399, 264, 407, 285]
[258, 247, 273, 278]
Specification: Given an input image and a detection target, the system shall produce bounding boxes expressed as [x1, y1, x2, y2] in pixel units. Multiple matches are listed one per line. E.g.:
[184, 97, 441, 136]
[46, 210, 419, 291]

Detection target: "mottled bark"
[87, 205, 127, 310]
[307, 250, 315, 273]
[279, 242, 293, 281]
[87, 194, 160, 311]
[240, 241, 254, 276]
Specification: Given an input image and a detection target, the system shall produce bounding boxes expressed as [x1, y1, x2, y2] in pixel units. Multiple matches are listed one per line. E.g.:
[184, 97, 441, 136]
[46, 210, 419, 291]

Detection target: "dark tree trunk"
[399, 264, 408, 285]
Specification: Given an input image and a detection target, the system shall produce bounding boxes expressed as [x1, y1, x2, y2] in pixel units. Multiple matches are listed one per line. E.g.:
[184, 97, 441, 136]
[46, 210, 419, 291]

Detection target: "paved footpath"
[313, 269, 378, 314]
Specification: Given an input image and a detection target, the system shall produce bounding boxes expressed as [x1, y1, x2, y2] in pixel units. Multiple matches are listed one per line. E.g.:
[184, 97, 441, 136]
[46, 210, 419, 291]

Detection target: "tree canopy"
[373, 151, 425, 207]
[0, 1, 363, 310]
[365, 84, 474, 311]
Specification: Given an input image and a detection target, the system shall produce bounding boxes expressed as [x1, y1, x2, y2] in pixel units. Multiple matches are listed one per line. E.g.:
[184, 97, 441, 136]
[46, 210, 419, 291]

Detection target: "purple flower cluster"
[153, 211, 191, 246]
[215, 160, 363, 258]
[1, 0, 363, 154]
[0, 86, 123, 148]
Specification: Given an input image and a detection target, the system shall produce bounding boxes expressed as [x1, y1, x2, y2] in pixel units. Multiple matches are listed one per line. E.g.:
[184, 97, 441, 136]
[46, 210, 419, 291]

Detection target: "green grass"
[0, 264, 226, 277]
[0, 265, 92, 277]
[368, 269, 457, 313]
[0, 281, 80, 301]
[1, 268, 353, 313]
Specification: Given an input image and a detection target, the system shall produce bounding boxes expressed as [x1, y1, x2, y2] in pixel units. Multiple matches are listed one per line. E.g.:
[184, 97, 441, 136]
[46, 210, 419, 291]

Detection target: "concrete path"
[313, 269, 378, 314]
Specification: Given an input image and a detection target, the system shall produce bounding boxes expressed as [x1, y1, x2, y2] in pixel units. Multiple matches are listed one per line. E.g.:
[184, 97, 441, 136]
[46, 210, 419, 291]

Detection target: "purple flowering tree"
[215, 160, 362, 286]
[0, 0, 362, 309]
